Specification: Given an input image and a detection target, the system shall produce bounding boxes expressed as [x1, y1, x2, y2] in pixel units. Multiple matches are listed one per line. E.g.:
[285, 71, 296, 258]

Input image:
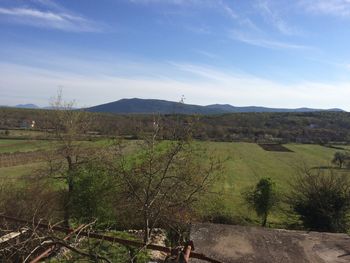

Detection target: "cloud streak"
[193, 50, 219, 59]
[217, 0, 260, 31]
[0, 7, 101, 32]
[130, 0, 260, 32]
[256, 0, 302, 35]
[230, 30, 310, 50]
[300, 0, 350, 17]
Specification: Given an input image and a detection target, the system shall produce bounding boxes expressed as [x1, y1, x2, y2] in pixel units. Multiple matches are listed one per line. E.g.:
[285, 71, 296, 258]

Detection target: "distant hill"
[15, 104, 39, 109]
[87, 98, 344, 114]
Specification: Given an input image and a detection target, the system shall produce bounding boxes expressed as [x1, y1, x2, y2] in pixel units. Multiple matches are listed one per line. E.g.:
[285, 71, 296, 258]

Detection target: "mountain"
[15, 104, 40, 109]
[87, 98, 344, 114]
[87, 98, 223, 114]
[206, 104, 343, 113]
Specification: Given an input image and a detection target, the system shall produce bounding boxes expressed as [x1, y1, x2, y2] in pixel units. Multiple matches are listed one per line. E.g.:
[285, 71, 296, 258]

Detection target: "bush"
[288, 169, 350, 232]
[70, 163, 116, 227]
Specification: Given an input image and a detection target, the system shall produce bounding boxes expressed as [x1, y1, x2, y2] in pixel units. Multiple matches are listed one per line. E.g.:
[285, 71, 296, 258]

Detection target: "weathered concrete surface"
[190, 223, 350, 263]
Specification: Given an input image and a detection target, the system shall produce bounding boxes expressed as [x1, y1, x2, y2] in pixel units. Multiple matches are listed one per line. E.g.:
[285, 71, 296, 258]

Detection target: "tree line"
[1, 107, 350, 143]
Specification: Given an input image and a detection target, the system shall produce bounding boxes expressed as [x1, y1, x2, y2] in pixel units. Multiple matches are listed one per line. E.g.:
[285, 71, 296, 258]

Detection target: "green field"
[0, 140, 346, 226]
[195, 142, 344, 224]
[0, 163, 43, 180]
[0, 138, 114, 154]
[0, 139, 54, 153]
[210, 142, 338, 192]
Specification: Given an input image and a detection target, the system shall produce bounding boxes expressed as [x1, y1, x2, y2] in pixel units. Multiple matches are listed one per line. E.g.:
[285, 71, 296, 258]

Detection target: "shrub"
[288, 169, 350, 232]
[70, 163, 116, 227]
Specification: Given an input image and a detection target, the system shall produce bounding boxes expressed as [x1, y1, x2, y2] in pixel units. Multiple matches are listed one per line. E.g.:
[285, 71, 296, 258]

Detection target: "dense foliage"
[70, 162, 116, 226]
[289, 170, 350, 232]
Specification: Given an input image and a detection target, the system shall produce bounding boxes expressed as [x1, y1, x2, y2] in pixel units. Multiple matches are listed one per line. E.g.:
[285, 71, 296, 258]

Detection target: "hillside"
[86, 98, 343, 114]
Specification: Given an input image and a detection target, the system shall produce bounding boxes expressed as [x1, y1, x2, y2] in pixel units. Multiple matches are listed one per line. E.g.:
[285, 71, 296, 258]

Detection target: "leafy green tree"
[289, 169, 350, 232]
[70, 162, 116, 226]
[243, 177, 279, 227]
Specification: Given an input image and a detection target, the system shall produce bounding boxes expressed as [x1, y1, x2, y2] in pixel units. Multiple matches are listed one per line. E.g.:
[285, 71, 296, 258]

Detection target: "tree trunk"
[143, 210, 150, 244]
[64, 156, 74, 228]
[262, 213, 267, 227]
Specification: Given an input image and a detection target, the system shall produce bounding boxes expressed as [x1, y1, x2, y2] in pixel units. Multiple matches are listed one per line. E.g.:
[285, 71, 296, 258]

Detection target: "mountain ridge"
[3, 99, 343, 113]
[86, 98, 344, 114]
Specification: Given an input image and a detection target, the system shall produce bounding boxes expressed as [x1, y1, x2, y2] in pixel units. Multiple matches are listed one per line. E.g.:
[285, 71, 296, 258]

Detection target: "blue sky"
[1, 0, 350, 109]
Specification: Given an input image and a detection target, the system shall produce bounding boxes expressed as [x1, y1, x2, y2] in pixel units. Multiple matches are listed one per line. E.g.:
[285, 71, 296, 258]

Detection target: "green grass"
[0, 163, 44, 185]
[205, 142, 337, 191]
[0, 138, 115, 154]
[0, 139, 54, 153]
[196, 142, 345, 226]
[0, 162, 43, 176]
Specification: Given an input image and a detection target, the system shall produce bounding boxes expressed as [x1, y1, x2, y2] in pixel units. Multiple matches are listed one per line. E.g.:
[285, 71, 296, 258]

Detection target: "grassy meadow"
[0, 138, 346, 226]
[0, 139, 53, 153]
[196, 142, 344, 226]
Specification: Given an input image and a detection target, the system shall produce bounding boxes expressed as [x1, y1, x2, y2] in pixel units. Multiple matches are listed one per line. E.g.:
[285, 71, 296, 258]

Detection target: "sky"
[1, 0, 350, 110]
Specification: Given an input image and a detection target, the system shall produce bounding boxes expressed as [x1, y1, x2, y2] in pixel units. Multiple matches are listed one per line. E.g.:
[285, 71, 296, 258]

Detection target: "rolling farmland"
[0, 138, 345, 226]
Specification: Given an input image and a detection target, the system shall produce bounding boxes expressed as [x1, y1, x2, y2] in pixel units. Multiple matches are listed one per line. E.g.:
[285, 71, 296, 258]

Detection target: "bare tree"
[44, 90, 95, 227]
[332, 151, 349, 169]
[111, 119, 221, 243]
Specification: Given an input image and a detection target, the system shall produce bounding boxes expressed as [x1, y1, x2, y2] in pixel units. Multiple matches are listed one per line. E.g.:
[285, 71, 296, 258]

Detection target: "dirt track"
[191, 223, 350, 263]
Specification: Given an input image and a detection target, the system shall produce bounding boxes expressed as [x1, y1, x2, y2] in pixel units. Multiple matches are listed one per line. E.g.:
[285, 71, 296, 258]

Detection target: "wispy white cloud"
[218, 0, 238, 20]
[256, 0, 302, 35]
[184, 25, 211, 35]
[31, 0, 67, 13]
[300, 0, 350, 17]
[128, 0, 205, 6]
[193, 50, 219, 59]
[0, 6, 102, 32]
[230, 30, 310, 50]
[130, 0, 260, 32]
[217, 0, 260, 31]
